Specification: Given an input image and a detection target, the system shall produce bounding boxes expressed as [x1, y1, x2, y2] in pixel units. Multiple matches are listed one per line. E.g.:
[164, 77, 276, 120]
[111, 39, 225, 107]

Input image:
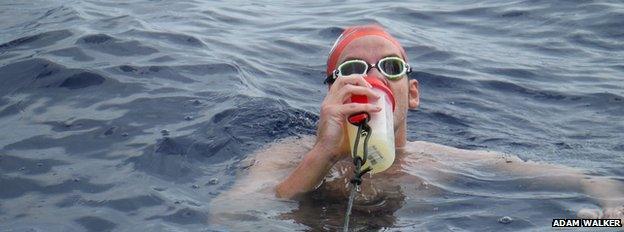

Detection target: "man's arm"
[277, 74, 380, 199]
[494, 156, 624, 218]
[276, 144, 337, 199]
[410, 141, 624, 218]
[215, 136, 314, 199]
[208, 136, 314, 230]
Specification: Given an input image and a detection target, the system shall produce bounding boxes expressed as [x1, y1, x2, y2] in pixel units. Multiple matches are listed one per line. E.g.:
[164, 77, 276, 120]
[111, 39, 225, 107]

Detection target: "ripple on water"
[75, 216, 117, 232]
[146, 207, 209, 225]
[0, 175, 113, 199]
[48, 47, 94, 61]
[0, 29, 73, 51]
[0, 154, 68, 175]
[0, 58, 109, 95]
[76, 34, 158, 56]
[83, 194, 165, 212]
[121, 29, 206, 47]
[109, 62, 240, 84]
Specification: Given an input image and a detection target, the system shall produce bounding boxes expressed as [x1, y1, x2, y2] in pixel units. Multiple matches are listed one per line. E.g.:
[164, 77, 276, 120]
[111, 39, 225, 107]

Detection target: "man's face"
[333, 35, 419, 132]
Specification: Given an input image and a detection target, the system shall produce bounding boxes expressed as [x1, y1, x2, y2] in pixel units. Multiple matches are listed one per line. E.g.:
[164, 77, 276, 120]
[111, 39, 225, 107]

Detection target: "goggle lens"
[338, 60, 368, 76]
[379, 57, 405, 79]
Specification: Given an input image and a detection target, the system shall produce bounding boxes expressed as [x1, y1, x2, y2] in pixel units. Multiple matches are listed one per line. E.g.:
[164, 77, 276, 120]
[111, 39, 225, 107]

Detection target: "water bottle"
[346, 77, 395, 174]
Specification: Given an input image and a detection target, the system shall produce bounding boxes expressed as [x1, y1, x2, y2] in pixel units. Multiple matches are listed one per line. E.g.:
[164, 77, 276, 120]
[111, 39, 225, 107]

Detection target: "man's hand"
[578, 206, 624, 221]
[276, 74, 381, 199]
[316, 74, 381, 162]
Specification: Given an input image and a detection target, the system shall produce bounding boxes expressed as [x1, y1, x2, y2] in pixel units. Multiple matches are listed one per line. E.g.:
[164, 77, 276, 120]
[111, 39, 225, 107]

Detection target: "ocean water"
[0, 0, 623, 231]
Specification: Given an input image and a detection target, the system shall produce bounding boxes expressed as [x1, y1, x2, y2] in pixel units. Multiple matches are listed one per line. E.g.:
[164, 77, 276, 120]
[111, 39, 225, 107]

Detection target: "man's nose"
[367, 68, 389, 86]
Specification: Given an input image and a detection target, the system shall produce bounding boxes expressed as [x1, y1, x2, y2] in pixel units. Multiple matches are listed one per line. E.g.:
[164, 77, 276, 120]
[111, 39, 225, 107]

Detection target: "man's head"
[326, 25, 420, 143]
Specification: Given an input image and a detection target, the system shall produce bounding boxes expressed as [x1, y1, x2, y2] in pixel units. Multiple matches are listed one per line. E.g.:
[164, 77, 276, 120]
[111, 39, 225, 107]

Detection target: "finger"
[577, 208, 602, 219]
[337, 85, 380, 103]
[337, 103, 380, 116]
[325, 75, 374, 104]
[603, 207, 624, 219]
[332, 74, 371, 89]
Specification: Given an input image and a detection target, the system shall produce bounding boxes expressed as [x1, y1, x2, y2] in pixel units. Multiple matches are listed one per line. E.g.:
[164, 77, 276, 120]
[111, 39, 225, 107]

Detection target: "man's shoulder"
[255, 135, 315, 156]
[247, 135, 316, 170]
[405, 140, 503, 159]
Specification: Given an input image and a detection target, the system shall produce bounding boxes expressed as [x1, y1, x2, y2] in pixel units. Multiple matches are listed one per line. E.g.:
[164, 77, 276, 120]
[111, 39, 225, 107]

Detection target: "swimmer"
[209, 25, 623, 230]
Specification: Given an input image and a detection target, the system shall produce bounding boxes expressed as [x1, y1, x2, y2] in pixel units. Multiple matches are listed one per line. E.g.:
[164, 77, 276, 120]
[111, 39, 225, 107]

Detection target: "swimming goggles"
[325, 56, 411, 84]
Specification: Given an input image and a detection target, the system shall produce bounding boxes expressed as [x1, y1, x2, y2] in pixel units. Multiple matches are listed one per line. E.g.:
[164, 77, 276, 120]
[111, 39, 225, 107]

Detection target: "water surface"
[0, 0, 623, 231]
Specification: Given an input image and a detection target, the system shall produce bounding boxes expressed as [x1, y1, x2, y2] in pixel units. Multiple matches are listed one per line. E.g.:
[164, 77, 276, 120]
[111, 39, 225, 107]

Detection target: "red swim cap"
[326, 24, 407, 78]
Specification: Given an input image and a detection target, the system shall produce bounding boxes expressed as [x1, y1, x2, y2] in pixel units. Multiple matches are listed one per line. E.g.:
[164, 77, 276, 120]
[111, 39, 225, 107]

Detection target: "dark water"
[1, 0, 623, 231]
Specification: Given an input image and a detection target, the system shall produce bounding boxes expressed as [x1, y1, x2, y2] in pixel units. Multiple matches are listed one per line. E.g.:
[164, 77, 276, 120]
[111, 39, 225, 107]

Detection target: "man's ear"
[408, 79, 419, 109]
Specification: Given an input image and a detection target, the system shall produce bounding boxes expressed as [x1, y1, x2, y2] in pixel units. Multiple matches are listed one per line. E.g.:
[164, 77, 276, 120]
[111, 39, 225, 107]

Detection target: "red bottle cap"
[348, 77, 395, 125]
